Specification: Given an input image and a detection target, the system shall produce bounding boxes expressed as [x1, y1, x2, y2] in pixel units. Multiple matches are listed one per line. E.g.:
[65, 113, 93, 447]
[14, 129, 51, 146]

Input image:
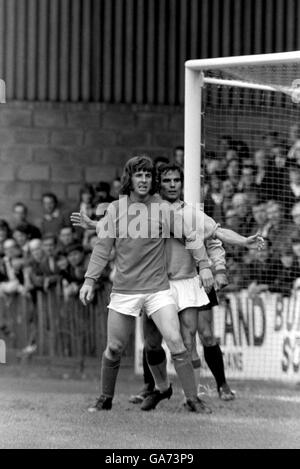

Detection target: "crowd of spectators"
[203, 127, 300, 296]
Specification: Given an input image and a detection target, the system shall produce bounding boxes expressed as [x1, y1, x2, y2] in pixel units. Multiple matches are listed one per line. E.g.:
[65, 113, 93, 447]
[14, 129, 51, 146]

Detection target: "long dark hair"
[120, 155, 156, 196]
[156, 163, 184, 191]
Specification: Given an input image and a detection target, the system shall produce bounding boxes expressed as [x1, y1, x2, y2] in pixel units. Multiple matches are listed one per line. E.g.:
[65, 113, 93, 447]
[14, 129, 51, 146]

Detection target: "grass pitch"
[0, 360, 299, 449]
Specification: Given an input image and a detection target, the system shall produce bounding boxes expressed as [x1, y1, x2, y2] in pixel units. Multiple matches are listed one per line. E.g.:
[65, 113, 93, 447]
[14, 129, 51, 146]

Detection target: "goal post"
[182, 51, 300, 382]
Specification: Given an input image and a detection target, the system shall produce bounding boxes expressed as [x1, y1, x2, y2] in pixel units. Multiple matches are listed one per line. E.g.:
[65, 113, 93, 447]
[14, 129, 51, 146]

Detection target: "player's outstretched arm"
[215, 228, 265, 250]
[70, 211, 97, 230]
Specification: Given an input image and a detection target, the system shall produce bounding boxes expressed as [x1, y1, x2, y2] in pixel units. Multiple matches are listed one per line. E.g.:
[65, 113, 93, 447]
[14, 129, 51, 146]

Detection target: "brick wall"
[0, 102, 184, 225]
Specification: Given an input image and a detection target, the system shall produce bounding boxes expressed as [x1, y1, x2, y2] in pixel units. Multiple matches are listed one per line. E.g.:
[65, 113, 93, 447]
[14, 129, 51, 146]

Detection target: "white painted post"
[184, 68, 204, 204]
[0, 79, 6, 103]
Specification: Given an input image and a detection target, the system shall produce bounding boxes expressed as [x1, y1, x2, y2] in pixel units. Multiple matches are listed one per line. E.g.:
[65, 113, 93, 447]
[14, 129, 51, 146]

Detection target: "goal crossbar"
[186, 51, 300, 71]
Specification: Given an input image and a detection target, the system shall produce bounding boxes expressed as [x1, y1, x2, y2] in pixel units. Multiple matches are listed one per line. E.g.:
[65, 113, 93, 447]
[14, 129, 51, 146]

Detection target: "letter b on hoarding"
[0, 340, 6, 364]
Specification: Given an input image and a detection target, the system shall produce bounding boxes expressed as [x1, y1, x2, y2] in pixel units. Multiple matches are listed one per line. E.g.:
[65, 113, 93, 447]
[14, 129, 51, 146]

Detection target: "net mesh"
[200, 63, 300, 381]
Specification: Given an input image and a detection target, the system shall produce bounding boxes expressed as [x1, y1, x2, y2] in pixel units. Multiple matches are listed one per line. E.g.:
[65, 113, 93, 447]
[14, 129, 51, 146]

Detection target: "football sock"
[172, 350, 197, 400]
[142, 347, 155, 390]
[192, 358, 201, 388]
[101, 353, 121, 398]
[203, 344, 226, 390]
[146, 348, 169, 392]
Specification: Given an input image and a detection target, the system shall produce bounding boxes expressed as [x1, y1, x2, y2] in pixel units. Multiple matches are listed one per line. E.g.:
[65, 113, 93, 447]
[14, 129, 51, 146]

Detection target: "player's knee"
[164, 335, 185, 354]
[144, 333, 163, 351]
[106, 340, 125, 360]
[201, 333, 217, 347]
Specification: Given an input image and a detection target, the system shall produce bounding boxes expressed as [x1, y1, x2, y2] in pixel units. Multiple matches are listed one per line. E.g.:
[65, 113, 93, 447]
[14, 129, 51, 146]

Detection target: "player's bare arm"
[215, 228, 265, 250]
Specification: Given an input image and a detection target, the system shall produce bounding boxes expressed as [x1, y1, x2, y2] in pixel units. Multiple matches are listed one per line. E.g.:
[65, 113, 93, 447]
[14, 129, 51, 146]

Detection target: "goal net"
[183, 53, 300, 382]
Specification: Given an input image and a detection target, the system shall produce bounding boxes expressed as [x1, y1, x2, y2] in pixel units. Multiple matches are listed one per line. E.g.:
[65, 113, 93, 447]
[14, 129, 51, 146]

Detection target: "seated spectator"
[11, 202, 41, 239]
[0, 220, 11, 257]
[272, 245, 300, 296]
[40, 192, 71, 236]
[291, 233, 300, 290]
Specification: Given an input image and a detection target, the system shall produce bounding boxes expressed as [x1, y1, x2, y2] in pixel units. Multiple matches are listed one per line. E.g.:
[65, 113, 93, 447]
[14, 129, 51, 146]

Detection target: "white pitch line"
[253, 394, 300, 404]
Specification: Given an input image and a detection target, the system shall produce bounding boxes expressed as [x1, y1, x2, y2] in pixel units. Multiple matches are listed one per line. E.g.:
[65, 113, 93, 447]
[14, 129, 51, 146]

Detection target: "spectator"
[11, 202, 41, 239]
[288, 123, 300, 147]
[246, 238, 279, 296]
[94, 181, 114, 205]
[173, 145, 184, 168]
[62, 243, 88, 300]
[57, 226, 76, 253]
[238, 165, 260, 205]
[254, 149, 280, 202]
[40, 192, 71, 236]
[213, 179, 235, 224]
[153, 156, 170, 172]
[282, 160, 300, 215]
[226, 158, 241, 191]
[231, 193, 253, 236]
[12, 224, 31, 259]
[78, 184, 95, 218]
[290, 201, 300, 234]
[272, 245, 300, 296]
[110, 177, 122, 200]
[234, 140, 250, 160]
[0, 220, 11, 257]
[263, 131, 280, 151]
[264, 201, 293, 257]
[251, 201, 269, 237]
[0, 239, 25, 296]
[290, 233, 300, 290]
[41, 234, 60, 291]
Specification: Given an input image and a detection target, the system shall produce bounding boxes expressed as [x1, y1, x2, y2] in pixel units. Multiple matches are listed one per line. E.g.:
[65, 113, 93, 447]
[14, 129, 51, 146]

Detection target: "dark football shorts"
[198, 287, 219, 311]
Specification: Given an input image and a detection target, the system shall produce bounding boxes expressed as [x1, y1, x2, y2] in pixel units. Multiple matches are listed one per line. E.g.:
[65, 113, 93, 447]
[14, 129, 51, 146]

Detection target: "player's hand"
[79, 283, 95, 306]
[214, 272, 229, 291]
[70, 211, 95, 230]
[245, 232, 265, 250]
[199, 267, 214, 293]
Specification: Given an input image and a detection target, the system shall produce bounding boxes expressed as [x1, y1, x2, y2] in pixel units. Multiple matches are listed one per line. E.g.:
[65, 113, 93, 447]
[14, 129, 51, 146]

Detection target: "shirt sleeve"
[85, 208, 116, 283]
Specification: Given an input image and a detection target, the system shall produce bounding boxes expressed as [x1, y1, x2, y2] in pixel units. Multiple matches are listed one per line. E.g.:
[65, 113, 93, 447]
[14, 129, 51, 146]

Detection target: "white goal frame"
[184, 51, 300, 204]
